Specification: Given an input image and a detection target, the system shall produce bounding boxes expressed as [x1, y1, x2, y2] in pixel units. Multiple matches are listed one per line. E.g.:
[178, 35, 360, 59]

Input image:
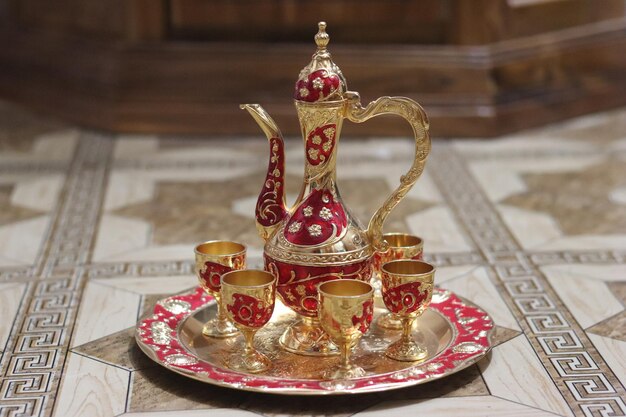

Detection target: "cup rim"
[318, 279, 374, 299]
[221, 269, 276, 288]
[381, 259, 436, 277]
[194, 240, 247, 257]
[382, 233, 423, 248]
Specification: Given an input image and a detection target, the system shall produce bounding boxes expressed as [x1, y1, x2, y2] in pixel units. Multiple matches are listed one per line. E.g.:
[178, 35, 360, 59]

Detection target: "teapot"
[241, 22, 431, 356]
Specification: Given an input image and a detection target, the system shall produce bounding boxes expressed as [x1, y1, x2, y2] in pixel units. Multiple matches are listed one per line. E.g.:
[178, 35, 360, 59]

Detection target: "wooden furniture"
[1, 0, 625, 137]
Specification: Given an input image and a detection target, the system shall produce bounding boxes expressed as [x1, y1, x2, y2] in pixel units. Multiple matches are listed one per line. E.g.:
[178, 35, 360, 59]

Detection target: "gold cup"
[221, 269, 277, 373]
[373, 233, 423, 330]
[381, 260, 434, 362]
[194, 240, 246, 338]
[318, 279, 374, 379]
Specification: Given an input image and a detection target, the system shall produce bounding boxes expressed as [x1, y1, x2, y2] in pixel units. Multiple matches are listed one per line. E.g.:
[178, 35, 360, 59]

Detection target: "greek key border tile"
[429, 145, 626, 417]
[0, 133, 113, 417]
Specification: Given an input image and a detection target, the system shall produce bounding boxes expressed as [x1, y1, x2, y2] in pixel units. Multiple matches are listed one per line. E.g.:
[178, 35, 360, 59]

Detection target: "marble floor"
[0, 100, 625, 417]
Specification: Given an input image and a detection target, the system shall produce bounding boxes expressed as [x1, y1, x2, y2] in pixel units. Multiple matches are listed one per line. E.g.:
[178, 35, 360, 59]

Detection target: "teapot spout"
[241, 104, 289, 241]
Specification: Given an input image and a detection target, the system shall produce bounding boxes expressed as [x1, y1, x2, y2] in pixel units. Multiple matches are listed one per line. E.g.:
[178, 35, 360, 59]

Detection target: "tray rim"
[135, 287, 495, 395]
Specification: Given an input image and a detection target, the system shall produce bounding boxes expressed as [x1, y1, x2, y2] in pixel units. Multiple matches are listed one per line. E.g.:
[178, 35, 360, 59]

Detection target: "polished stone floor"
[0, 100, 625, 417]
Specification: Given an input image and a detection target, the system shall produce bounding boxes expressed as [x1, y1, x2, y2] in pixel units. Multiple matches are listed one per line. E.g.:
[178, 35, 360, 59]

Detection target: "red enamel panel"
[265, 255, 372, 317]
[351, 299, 374, 334]
[294, 69, 341, 102]
[283, 189, 347, 246]
[256, 137, 287, 227]
[198, 261, 232, 292]
[305, 124, 336, 166]
[382, 281, 432, 315]
[225, 293, 274, 328]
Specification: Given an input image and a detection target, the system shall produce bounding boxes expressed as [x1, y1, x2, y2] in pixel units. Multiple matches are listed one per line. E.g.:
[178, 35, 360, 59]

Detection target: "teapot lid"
[294, 22, 347, 102]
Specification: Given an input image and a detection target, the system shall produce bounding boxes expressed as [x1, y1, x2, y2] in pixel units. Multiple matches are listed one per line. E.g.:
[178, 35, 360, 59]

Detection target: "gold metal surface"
[345, 93, 431, 253]
[318, 280, 374, 379]
[220, 269, 277, 373]
[178, 299, 451, 381]
[278, 316, 339, 356]
[194, 240, 246, 338]
[240, 22, 431, 356]
[374, 233, 425, 330]
[381, 260, 435, 362]
[382, 233, 423, 251]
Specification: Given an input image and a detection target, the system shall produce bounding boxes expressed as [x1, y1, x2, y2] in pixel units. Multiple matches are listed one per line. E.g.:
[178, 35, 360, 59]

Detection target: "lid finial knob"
[315, 21, 329, 49]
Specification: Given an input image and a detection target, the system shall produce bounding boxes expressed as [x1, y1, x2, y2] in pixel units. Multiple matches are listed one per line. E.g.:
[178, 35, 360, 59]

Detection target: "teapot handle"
[345, 92, 431, 252]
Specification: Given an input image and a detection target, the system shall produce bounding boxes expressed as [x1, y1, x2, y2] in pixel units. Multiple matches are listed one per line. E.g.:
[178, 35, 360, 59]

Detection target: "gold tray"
[136, 287, 494, 394]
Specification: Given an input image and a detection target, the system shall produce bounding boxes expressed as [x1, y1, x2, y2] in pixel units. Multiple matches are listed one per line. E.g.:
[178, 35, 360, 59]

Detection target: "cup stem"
[340, 342, 351, 369]
[401, 316, 415, 343]
[215, 293, 225, 320]
[243, 329, 256, 356]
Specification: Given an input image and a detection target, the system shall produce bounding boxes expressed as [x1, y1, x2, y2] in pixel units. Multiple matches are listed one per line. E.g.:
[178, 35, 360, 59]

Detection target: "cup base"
[323, 364, 366, 380]
[226, 350, 272, 374]
[202, 317, 238, 338]
[376, 312, 403, 330]
[279, 317, 339, 356]
[385, 339, 428, 362]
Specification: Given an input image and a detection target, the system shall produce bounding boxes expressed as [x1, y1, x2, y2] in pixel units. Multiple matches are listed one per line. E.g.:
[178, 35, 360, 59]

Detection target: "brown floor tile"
[587, 311, 626, 342]
[72, 327, 155, 371]
[490, 326, 522, 347]
[129, 365, 250, 412]
[503, 160, 626, 235]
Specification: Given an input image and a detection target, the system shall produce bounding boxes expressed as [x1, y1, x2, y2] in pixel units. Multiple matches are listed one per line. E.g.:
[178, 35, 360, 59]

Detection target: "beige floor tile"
[71, 282, 140, 347]
[113, 136, 159, 159]
[404, 170, 443, 204]
[609, 186, 626, 205]
[154, 146, 259, 164]
[405, 206, 472, 252]
[478, 336, 573, 417]
[0, 215, 49, 265]
[104, 173, 155, 211]
[468, 156, 604, 202]
[611, 138, 626, 152]
[588, 333, 626, 388]
[140, 166, 260, 182]
[444, 266, 521, 330]
[543, 267, 622, 329]
[53, 352, 129, 417]
[0, 283, 26, 351]
[92, 215, 151, 262]
[355, 396, 560, 417]
[536, 234, 626, 251]
[435, 265, 482, 285]
[93, 275, 197, 295]
[32, 129, 79, 160]
[10, 175, 64, 212]
[541, 265, 626, 283]
[497, 205, 562, 249]
[102, 244, 194, 263]
[454, 135, 593, 155]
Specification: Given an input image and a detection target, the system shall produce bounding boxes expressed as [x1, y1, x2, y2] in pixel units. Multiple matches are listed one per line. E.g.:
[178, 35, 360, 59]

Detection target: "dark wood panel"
[16, 0, 129, 39]
[2, 18, 625, 137]
[169, 0, 450, 44]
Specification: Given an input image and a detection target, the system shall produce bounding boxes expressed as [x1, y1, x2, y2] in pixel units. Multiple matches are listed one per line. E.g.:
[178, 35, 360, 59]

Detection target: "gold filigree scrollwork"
[265, 242, 371, 266]
[345, 92, 431, 252]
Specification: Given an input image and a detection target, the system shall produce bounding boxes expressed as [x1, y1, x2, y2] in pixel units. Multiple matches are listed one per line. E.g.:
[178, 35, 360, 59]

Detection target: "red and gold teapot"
[241, 22, 431, 356]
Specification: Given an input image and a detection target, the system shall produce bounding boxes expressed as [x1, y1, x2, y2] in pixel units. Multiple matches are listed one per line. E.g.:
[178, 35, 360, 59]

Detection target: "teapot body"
[264, 98, 373, 317]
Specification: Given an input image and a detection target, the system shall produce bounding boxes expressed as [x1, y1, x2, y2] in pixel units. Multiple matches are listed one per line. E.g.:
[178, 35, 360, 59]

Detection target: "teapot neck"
[294, 100, 345, 201]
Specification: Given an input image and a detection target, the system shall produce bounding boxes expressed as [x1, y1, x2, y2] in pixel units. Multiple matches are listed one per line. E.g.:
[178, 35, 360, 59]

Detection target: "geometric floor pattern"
[0, 100, 625, 416]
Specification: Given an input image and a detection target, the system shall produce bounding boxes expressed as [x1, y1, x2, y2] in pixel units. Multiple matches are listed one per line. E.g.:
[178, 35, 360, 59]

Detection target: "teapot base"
[279, 316, 340, 357]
